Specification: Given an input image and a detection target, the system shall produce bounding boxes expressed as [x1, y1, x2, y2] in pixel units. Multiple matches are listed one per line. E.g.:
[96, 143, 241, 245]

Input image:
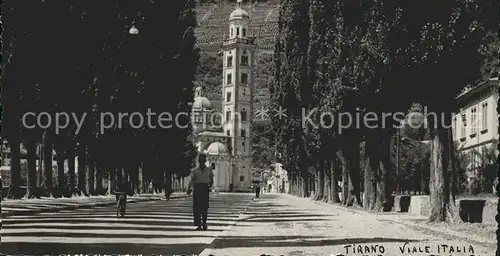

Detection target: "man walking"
[187, 153, 214, 230]
[254, 182, 261, 198]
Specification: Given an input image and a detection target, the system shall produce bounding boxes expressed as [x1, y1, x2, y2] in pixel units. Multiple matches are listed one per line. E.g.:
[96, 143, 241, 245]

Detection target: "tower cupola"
[228, 0, 249, 39]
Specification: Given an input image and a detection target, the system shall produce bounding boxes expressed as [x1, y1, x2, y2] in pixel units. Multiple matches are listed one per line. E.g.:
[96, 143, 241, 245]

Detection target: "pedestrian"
[187, 153, 214, 231]
[254, 182, 261, 198]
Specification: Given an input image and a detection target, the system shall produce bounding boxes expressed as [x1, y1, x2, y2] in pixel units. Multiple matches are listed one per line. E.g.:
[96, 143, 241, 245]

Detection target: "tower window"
[227, 73, 232, 85]
[242, 28, 246, 37]
[211, 163, 215, 169]
[237, 27, 240, 36]
[241, 109, 247, 121]
[240, 175, 245, 182]
[482, 102, 488, 131]
[241, 129, 246, 137]
[226, 110, 232, 122]
[227, 55, 233, 67]
[461, 113, 466, 138]
[226, 92, 232, 102]
[471, 107, 477, 135]
[241, 73, 248, 84]
[241, 55, 249, 66]
[230, 28, 234, 37]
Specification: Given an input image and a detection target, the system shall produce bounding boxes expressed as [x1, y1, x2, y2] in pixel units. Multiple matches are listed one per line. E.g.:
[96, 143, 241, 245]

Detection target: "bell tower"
[222, 0, 255, 190]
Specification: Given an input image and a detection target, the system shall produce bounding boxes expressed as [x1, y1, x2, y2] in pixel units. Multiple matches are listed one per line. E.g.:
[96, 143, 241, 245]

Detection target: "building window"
[230, 28, 233, 37]
[471, 107, 477, 135]
[482, 102, 488, 131]
[237, 27, 240, 36]
[461, 113, 466, 138]
[242, 141, 245, 149]
[241, 54, 249, 66]
[211, 163, 215, 169]
[226, 130, 230, 136]
[227, 73, 232, 85]
[241, 109, 247, 121]
[194, 112, 202, 123]
[227, 55, 233, 67]
[226, 92, 232, 102]
[241, 129, 246, 137]
[241, 73, 248, 84]
[453, 117, 457, 140]
[226, 110, 231, 122]
[240, 175, 245, 182]
[242, 28, 246, 37]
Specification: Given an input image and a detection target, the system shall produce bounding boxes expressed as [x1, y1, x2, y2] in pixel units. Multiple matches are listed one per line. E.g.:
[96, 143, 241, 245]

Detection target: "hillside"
[194, 1, 279, 53]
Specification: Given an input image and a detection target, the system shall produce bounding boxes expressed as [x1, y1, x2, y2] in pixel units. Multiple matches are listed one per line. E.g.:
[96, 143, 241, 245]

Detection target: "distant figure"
[254, 183, 261, 198]
[114, 179, 129, 217]
[148, 181, 153, 194]
[187, 153, 214, 231]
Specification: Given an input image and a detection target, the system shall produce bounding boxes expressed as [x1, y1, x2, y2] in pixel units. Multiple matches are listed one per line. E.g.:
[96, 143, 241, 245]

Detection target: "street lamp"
[129, 25, 139, 35]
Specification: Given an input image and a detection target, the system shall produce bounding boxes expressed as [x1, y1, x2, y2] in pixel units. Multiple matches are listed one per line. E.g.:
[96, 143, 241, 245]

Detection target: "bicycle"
[115, 191, 127, 218]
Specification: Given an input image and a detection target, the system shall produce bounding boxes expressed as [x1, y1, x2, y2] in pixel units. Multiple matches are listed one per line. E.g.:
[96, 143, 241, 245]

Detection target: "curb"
[1, 194, 189, 218]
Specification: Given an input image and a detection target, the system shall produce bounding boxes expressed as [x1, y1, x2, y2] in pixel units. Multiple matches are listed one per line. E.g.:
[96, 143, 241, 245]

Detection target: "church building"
[188, 0, 255, 192]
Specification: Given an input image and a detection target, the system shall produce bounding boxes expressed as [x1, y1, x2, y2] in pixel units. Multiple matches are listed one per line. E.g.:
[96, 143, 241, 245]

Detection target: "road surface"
[1, 193, 494, 255]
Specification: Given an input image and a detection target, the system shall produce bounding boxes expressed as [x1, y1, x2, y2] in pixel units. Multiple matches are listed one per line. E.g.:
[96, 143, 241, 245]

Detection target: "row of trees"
[271, 0, 497, 222]
[1, 1, 199, 198]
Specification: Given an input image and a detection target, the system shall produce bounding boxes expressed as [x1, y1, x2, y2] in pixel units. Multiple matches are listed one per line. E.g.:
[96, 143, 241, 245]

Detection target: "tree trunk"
[428, 126, 457, 223]
[331, 158, 341, 203]
[302, 172, 309, 197]
[316, 159, 325, 201]
[138, 163, 143, 194]
[55, 148, 65, 198]
[25, 140, 38, 199]
[338, 151, 349, 205]
[77, 145, 88, 196]
[363, 135, 379, 211]
[95, 162, 103, 195]
[376, 136, 392, 212]
[106, 168, 115, 195]
[165, 171, 172, 199]
[132, 164, 139, 194]
[346, 138, 362, 207]
[7, 137, 22, 199]
[87, 160, 96, 196]
[43, 132, 53, 196]
[67, 148, 76, 196]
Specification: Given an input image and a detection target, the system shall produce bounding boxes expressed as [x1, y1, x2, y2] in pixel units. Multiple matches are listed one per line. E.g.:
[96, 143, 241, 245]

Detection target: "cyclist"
[115, 179, 129, 216]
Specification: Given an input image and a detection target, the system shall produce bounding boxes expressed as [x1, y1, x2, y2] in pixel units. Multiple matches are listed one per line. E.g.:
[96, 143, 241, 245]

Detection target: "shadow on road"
[1, 194, 253, 255]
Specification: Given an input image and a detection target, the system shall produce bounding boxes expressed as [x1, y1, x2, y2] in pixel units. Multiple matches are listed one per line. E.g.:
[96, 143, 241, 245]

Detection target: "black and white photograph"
[0, 0, 499, 255]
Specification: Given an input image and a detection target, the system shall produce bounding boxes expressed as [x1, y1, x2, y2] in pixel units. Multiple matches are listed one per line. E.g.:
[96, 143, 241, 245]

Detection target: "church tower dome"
[228, 0, 250, 39]
[193, 86, 212, 109]
[230, 0, 249, 21]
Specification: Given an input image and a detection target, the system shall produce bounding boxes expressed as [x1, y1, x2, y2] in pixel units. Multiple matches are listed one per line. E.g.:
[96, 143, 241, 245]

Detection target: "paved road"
[2, 193, 494, 256]
[202, 194, 495, 256]
[1, 193, 254, 255]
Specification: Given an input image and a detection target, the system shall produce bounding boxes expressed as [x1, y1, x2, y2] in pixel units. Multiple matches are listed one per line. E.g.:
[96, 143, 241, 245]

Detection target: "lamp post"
[129, 25, 139, 35]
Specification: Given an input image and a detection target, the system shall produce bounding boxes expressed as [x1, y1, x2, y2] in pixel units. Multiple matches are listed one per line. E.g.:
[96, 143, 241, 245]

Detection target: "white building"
[184, 0, 256, 192]
[267, 163, 288, 193]
[452, 77, 499, 180]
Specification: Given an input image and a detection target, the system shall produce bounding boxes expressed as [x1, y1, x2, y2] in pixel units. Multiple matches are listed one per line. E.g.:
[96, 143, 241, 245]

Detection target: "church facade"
[188, 0, 255, 192]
